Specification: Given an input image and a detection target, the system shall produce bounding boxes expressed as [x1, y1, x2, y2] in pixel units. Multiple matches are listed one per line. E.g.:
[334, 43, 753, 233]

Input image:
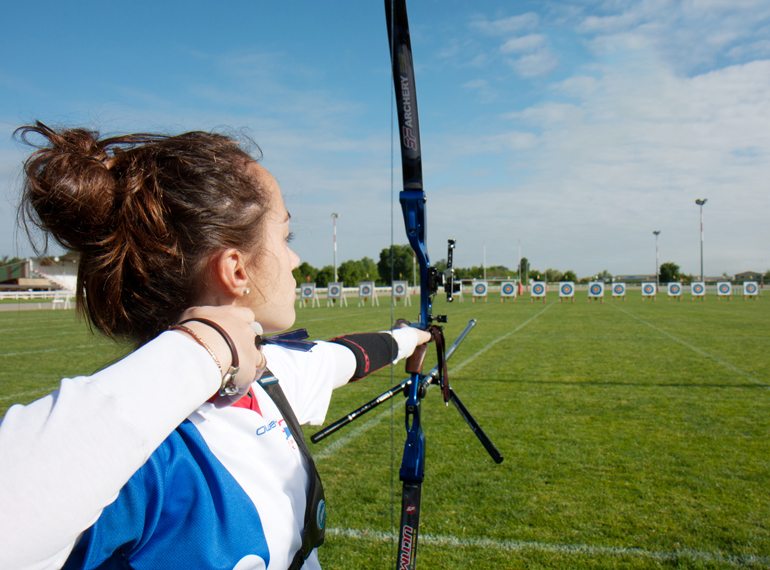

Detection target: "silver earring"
[243, 288, 251, 296]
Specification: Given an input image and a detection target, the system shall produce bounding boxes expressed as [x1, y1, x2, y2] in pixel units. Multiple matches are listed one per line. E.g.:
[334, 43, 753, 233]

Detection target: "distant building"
[734, 271, 763, 283]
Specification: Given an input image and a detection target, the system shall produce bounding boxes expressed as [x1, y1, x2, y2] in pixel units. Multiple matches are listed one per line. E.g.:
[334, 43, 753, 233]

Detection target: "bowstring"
[387, 0, 397, 549]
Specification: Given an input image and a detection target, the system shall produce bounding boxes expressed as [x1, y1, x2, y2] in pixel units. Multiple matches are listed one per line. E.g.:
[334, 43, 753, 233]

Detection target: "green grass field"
[1, 293, 768, 569]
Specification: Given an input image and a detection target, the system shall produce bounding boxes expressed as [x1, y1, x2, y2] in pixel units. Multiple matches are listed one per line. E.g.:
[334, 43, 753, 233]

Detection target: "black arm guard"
[330, 332, 399, 380]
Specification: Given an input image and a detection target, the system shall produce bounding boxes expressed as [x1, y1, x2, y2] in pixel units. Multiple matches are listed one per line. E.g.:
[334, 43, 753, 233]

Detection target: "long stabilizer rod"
[311, 319, 477, 444]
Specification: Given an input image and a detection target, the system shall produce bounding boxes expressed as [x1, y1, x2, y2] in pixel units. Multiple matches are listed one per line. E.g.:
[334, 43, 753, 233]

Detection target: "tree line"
[294, 249, 592, 287]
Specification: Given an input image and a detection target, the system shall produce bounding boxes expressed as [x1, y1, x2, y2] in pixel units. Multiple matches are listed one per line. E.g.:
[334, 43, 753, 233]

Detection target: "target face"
[301, 285, 315, 298]
[359, 283, 372, 297]
[588, 282, 604, 297]
[473, 281, 488, 296]
[559, 282, 574, 297]
[668, 283, 682, 296]
[744, 282, 758, 295]
[642, 283, 656, 296]
[328, 283, 341, 298]
[501, 282, 516, 297]
[691, 282, 705, 296]
[612, 283, 626, 296]
[531, 282, 546, 297]
[393, 282, 407, 296]
[717, 282, 731, 296]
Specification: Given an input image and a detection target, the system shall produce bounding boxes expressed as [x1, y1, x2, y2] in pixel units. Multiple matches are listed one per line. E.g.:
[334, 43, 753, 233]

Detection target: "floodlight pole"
[653, 230, 661, 287]
[695, 199, 707, 282]
[331, 213, 339, 283]
[483, 244, 487, 280]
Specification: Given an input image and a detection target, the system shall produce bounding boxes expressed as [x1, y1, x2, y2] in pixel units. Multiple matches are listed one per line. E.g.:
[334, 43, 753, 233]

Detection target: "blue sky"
[1, 0, 769, 278]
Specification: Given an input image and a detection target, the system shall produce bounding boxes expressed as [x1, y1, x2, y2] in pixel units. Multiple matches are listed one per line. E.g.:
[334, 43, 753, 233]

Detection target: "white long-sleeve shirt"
[0, 328, 419, 569]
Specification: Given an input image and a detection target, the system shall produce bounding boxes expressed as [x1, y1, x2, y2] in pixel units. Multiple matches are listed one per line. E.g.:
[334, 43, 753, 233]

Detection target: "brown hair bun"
[17, 122, 119, 250]
[16, 121, 267, 344]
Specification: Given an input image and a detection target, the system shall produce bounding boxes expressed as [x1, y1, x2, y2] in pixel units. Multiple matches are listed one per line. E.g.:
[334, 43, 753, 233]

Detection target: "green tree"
[315, 265, 335, 287]
[562, 270, 577, 282]
[659, 261, 681, 283]
[519, 257, 529, 284]
[545, 268, 563, 282]
[377, 245, 414, 284]
[339, 257, 379, 285]
[596, 269, 613, 282]
[292, 262, 318, 284]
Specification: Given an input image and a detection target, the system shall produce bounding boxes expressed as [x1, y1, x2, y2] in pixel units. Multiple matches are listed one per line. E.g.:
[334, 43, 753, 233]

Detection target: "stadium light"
[695, 199, 707, 282]
[653, 230, 661, 287]
[331, 213, 339, 283]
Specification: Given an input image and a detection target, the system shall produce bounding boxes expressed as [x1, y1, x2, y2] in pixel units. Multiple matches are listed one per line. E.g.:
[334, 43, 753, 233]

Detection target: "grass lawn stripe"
[612, 304, 768, 388]
[327, 527, 770, 567]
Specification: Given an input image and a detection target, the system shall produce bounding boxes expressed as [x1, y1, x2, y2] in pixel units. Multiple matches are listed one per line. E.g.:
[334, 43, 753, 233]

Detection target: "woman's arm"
[264, 325, 429, 427]
[0, 306, 260, 569]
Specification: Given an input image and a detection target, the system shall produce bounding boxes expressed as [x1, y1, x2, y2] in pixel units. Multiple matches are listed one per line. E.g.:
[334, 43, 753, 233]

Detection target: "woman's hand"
[175, 306, 267, 398]
[393, 319, 433, 346]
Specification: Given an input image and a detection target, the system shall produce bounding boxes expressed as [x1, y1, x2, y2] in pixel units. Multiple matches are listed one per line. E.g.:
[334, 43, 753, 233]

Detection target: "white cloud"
[509, 49, 558, 77]
[500, 34, 546, 54]
[490, 57, 770, 274]
[469, 13, 539, 36]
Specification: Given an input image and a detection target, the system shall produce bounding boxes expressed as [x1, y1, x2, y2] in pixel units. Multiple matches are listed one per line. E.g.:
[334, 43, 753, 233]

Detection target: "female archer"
[0, 122, 430, 569]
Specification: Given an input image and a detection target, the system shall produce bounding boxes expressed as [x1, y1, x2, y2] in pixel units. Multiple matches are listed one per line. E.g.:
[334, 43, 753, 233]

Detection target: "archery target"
[473, 280, 488, 297]
[559, 281, 575, 297]
[667, 282, 682, 296]
[691, 282, 705, 296]
[743, 281, 759, 296]
[328, 282, 342, 299]
[717, 282, 732, 296]
[612, 283, 626, 297]
[393, 280, 408, 298]
[301, 284, 315, 299]
[642, 282, 656, 296]
[359, 281, 374, 298]
[500, 281, 517, 297]
[531, 281, 546, 297]
[588, 282, 604, 297]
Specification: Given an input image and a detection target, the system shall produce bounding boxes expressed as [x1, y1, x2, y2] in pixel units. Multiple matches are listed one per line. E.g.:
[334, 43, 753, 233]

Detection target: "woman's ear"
[210, 248, 250, 300]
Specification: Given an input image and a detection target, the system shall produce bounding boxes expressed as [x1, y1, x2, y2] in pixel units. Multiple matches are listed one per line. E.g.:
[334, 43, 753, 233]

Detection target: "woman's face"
[242, 163, 300, 333]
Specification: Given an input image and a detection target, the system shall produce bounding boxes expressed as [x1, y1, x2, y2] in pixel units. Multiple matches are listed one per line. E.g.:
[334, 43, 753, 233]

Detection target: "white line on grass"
[613, 305, 768, 388]
[314, 304, 553, 462]
[327, 527, 769, 567]
[450, 303, 553, 375]
[0, 344, 99, 358]
[0, 387, 57, 403]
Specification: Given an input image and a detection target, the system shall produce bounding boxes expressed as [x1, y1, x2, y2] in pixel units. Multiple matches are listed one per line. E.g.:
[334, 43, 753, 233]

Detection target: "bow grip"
[405, 343, 428, 375]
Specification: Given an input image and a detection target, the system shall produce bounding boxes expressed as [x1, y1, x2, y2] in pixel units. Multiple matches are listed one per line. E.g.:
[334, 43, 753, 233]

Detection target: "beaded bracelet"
[176, 318, 241, 397]
[168, 324, 222, 372]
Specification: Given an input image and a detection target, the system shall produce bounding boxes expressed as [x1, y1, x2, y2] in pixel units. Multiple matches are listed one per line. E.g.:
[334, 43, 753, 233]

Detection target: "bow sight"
[425, 240, 461, 324]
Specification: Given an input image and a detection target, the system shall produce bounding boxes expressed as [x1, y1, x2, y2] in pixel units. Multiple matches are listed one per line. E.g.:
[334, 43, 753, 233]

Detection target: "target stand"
[611, 283, 626, 301]
[326, 282, 348, 307]
[716, 282, 732, 302]
[298, 283, 320, 308]
[667, 282, 682, 302]
[392, 280, 412, 306]
[472, 280, 488, 303]
[743, 281, 759, 300]
[558, 281, 575, 303]
[500, 281, 517, 303]
[530, 281, 547, 304]
[641, 282, 657, 302]
[690, 282, 706, 302]
[357, 281, 379, 307]
[587, 282, 604, 304]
